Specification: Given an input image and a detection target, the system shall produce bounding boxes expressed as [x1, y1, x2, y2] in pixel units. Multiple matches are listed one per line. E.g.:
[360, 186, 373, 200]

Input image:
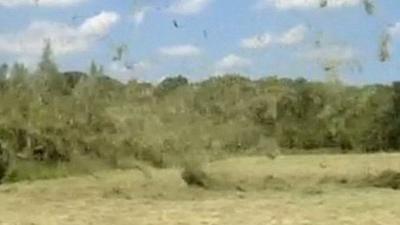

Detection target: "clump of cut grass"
[262, 175, 291, 191]
[363, 0, 375, 15]
[302, 186, 324, 195]
[318, 175, 349, 185]
[319, 0, 328, 8]
[102, 186, 132, 200]
[181, 157, 209, 188]
[255, 137, 280, 160]
[115, 158, 153, 179]
[136, 146, 166, 169]
[379, 31, 391, 62]
[363, 170, 400, 190]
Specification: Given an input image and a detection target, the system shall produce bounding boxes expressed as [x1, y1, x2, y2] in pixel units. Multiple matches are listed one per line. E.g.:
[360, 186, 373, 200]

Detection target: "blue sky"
[0, 0, 399, 84]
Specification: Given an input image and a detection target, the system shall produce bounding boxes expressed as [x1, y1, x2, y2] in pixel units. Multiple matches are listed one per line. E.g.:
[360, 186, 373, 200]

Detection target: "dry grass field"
[1, 153, 400, 225]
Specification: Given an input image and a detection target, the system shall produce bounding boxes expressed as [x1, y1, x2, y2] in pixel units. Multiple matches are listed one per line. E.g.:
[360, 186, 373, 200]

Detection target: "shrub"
[0, 142, 13, 183]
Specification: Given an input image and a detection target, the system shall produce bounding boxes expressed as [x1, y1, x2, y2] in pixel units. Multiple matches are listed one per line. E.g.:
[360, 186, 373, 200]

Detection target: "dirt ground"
[1, 154, 400, 225]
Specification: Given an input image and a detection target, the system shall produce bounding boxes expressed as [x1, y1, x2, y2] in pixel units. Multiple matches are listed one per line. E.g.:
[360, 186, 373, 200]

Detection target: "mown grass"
[203, 153, 400, 192]
[2, 153, 400, 225]
[2, 153, 400, 199]
[3, 154, 111, 183]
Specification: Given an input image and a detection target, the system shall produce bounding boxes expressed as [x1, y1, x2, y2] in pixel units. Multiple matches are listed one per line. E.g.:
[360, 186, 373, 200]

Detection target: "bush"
[0, 142, 13, 183]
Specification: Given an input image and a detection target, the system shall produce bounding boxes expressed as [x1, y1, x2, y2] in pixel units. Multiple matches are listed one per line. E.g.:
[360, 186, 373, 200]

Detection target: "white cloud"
[0, 0, 88, 7]
[389, 22, 400, 38]
[107, 60, 153, 83]
[277, 24, 307, 45]
[132, 7, 151, 26]
[79, 11, 120, 37]
[241, 33, 273, 49]
[215, 54, 252, 73]
[301, 45, 362, 75]
[302, 45, 357, 64]
[241, 25, 307, 49]
[256, 0, 361, 10]
[168, 0, 212, 15]
[134, 61, 152, 70]
[159, 45, 201, 57]
[0, 11, 119, 56]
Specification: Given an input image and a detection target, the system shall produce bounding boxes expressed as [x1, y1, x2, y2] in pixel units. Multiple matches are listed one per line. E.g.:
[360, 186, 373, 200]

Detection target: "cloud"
[241, 25, 307, 49]
[159, 45, 201, 57]
[389, 22, 400, 38]
[132, 7, 151, 26]
[0, 11, 120, 56]
[256, 0, 361, 10]
[0, 0, 88, 7]
[301, 45, 363, 74]
[302, 45, 357, 66]
[107, 60, 153, 83]
[215, 54, 252, 73]
[168, 0, 212, 15]
[241, 33, 273, 49]
[79, 11, 120, 37]
[277, 25, 307, 45]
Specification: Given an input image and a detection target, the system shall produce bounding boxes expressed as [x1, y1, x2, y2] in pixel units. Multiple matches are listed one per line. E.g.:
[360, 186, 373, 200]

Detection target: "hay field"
[1, 153, 400, 225]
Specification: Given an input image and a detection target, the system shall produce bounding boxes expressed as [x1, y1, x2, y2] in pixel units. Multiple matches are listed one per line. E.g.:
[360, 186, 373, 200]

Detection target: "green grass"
[4, 155, 111, 182]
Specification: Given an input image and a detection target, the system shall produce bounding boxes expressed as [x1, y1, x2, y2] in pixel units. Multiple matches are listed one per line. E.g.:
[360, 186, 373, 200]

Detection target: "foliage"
[0, 44, 400, 182]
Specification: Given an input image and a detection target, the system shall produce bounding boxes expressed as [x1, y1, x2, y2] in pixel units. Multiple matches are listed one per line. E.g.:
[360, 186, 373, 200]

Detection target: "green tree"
[38, 40, 58, 75]
[0, 63, 8, 81]
[156, 75, 189, 96]
[36, 40, 67, 95]
[9, 63, 29, 88]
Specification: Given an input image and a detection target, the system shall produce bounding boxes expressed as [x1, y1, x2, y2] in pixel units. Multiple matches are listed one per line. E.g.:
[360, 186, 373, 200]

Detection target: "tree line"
[1, 43, 400, 181]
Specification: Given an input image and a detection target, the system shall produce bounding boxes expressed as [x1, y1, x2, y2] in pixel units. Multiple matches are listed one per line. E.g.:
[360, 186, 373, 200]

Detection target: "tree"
[36, 40, 67, 95]
[89, 60, 103, 77]
[157, 75, 189, 96]
[9, 63, 29, 88]
[0, 63, 8, 90]
[0, 63, 8, 81]
[38, 39, 58, 75]
[387, 82, 400, 148]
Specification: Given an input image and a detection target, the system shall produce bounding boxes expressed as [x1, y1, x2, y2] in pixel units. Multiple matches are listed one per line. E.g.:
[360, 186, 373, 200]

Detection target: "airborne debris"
[203, 30, 208, 39]
[314, 31, 324, 48]
[315, 40, 321, 48]
[173, 20, 180, 28]
[324, 65, 334, 72]
[379, 31, 391, 62]
[112, 44, 128, 62]
[322, 60, 338, 73]
[71, 14, 84, 21]
[124, 63, 133, 70]
[363, 0, 375, 15]
[319, 0, 328, 8]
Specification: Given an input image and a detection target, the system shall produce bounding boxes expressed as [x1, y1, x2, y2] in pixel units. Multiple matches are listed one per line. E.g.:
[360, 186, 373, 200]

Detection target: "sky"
[0, 0, 399, 84]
